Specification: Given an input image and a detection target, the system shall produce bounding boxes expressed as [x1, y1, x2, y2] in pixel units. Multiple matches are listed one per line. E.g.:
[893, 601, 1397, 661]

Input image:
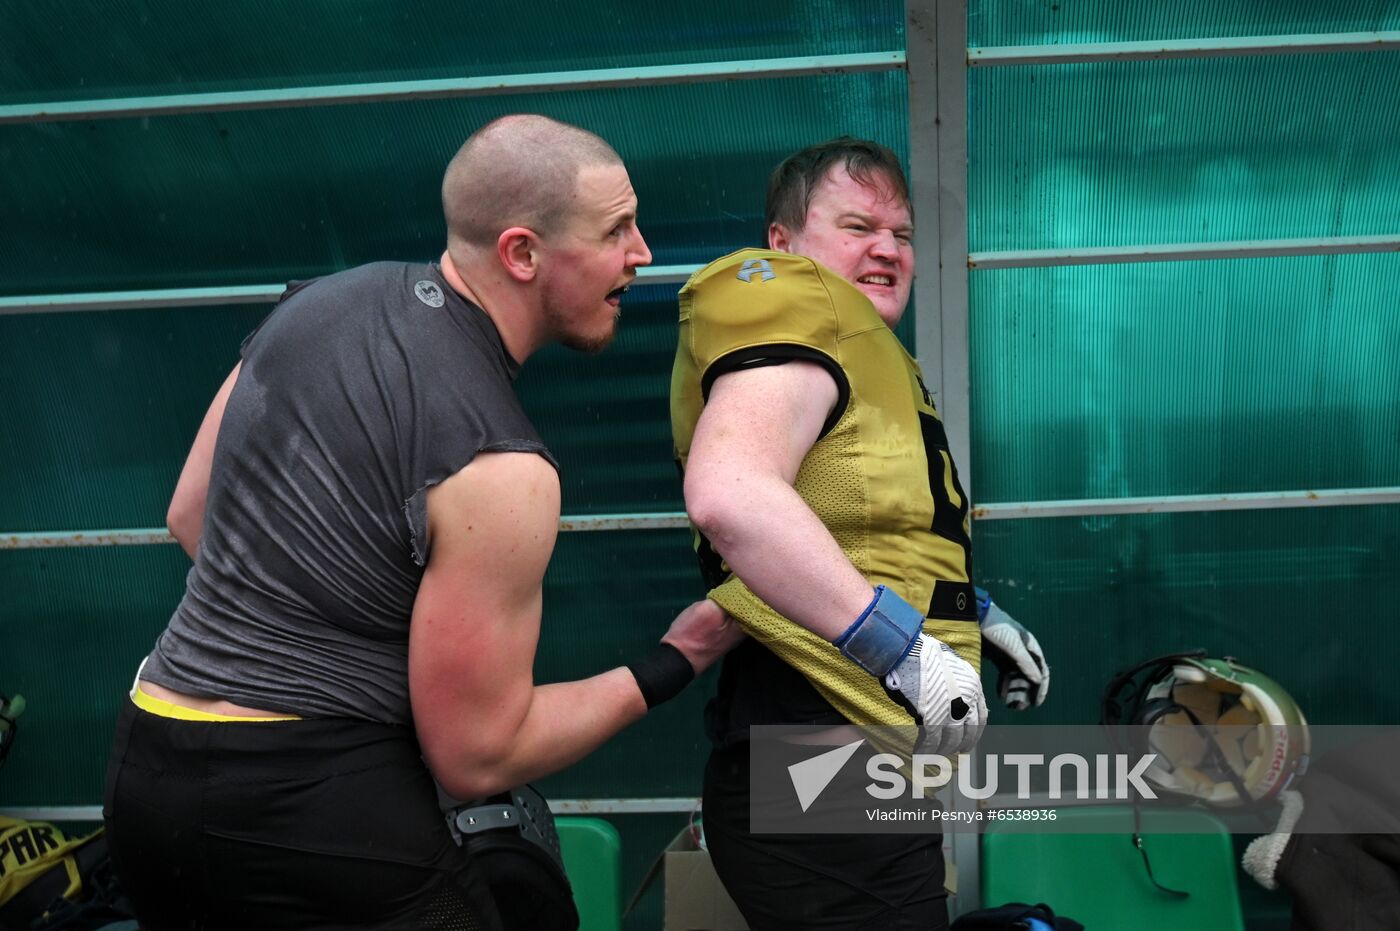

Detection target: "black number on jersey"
[914, 377, 972, 553]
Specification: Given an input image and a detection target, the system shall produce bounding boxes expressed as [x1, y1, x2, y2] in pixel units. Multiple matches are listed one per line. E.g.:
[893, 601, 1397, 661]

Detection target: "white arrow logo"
[787, 739, 865, 812]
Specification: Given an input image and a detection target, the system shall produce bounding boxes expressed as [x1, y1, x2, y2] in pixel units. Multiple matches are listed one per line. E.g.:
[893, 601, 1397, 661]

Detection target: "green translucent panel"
[1, 71, 909, 294]
[0, 305, 270, 530]
[0, 528, 711, 806]
[969, 53, 1400, 250]
[533, 530, 717, 799]
[969, 0, 1400, 47]
[0, 0, 903, 104]
[517, 286, 688, 517]
[0, 544, 186, 806]
[969, 254, 1400, 503]
[973, 506, 1400, 727]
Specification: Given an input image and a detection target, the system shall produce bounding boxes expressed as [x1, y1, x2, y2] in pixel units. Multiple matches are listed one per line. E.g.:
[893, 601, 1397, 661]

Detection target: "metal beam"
[0, 264, 700, 316]
[969, 31, 1400, 67]
[968, 234, 1400, 269]
[910, 0, 980, 913]
[908, 0, 974, 481]
[905, 0, 944, 427]
[0, 808, 106, 823]
[0, 514, 691, 549]
[7, 489, 1397, 549]
[0, 53, 905, 125]
[2, 529, 175, 549]
[0, 285, 285, 315]
[12, 235, 1400, 315]
[973, 487, 1400, 520]
[548, 797, 698, 815]
[1, 798, 701, 823]
[558, 513, 688, 533]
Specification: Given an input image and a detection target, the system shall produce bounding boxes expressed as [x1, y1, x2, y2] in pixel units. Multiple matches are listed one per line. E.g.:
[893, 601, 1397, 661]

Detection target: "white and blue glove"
[833, 586, 987, 753]
[976, 587, 1049, 710]
[882, 634, 987, 754]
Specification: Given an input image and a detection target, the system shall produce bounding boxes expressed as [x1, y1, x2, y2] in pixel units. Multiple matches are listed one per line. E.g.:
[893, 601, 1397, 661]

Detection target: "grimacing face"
[769, 166, 914, 327]
[538, 163, 652, 352]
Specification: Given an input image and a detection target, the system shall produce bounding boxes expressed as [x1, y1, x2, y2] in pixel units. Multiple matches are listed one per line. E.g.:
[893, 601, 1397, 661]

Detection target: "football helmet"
[1102, 651, 1309, 807]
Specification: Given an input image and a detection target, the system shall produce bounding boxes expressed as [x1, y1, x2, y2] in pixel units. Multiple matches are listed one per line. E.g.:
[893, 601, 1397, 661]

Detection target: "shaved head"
[442, 115, 624, 250]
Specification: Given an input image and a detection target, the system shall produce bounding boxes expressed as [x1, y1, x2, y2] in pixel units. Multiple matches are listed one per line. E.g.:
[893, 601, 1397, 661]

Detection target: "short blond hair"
[442, 115, 622, 248]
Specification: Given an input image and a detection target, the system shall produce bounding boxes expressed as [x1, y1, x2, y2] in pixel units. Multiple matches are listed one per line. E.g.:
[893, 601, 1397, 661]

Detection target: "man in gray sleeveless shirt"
[103, 115, 743, 931]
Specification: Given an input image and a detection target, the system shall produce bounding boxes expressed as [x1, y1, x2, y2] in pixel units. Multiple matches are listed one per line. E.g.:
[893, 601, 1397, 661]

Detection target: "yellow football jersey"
[671, 248, 981, 728]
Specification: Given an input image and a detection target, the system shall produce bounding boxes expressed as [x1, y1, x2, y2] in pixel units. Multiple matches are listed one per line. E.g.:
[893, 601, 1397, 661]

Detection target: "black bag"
[951, 901, 1084, 931]
[29, 856, 137, 931]
[0, 821, 133, 931]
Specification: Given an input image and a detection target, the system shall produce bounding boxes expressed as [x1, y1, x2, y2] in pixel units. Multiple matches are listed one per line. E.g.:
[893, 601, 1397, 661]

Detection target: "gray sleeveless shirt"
[142, 261, 555, 724]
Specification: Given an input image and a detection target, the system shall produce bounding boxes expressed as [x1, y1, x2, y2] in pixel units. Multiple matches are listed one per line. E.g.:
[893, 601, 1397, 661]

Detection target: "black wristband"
[626, 643, 696, 709]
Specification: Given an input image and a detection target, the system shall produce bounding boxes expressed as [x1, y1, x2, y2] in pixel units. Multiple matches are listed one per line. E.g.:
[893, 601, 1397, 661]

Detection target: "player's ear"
[497, 227, 540, 282]
[768, 223, 793, 253]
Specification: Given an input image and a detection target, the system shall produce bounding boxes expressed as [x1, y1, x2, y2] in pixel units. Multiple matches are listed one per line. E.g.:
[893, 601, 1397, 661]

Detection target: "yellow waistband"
[131, 685, 301, 723]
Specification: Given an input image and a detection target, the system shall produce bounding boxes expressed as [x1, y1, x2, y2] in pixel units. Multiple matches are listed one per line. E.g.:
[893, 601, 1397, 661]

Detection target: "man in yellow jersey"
[671, 138, 1049, 929]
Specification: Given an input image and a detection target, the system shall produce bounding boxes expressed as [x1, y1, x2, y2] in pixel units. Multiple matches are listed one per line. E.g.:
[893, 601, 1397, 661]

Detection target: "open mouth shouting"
[605, 283, 631, 306]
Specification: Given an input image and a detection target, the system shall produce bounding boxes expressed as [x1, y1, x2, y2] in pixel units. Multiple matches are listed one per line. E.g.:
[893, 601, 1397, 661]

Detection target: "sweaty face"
[770, 166, 914, 327]
[539, 163, 653, 353]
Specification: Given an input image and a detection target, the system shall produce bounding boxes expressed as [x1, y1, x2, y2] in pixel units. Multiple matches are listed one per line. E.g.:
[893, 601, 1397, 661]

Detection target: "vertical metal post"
[907, 0, 980, 914]
[908, 0, 973, 482]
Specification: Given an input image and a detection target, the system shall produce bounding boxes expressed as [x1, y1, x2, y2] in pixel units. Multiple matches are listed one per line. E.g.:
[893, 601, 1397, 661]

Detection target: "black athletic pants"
[703, 742, 950, 931]
[103, 699, 502, 931]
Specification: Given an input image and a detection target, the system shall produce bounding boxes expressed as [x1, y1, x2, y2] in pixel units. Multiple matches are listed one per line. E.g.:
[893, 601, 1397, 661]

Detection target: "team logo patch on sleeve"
[413, 280, 446, 307]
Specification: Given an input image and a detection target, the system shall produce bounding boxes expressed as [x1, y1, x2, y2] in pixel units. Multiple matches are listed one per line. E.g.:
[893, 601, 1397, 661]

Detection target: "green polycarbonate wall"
[3, 1, 1398, 926]
[970, 56, 1400, 249]
[4, 72, 909, 294]
[1, 1, 901, 103]
[969, 1, 1397, 44]
[962, 1, 1400, 743]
